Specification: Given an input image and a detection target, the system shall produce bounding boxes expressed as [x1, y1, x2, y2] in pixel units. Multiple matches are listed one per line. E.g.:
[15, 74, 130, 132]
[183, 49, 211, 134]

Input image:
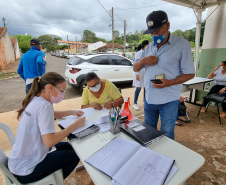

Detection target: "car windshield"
[67, 57, 84, 65]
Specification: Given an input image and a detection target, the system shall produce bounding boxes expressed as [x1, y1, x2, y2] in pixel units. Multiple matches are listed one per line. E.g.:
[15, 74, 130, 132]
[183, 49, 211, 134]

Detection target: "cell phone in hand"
[150, 79, 163, 84]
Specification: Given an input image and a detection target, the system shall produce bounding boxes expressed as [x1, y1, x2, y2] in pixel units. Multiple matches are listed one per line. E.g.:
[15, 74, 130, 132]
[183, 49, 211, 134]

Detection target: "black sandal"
[175, 122, 183, 126]
[178, 118, 190, 123]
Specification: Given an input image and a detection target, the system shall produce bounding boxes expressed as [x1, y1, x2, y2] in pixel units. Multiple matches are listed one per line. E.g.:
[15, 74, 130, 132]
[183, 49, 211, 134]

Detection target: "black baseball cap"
[143, 11, 168, 34]
[30, 38, 41, 45]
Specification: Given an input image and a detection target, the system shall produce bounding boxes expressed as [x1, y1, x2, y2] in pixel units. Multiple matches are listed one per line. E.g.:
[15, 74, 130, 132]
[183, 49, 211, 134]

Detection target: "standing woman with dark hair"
[132, 40, 149, 111]
[201, 61, 226, 117]
[8, 72, 85, 184]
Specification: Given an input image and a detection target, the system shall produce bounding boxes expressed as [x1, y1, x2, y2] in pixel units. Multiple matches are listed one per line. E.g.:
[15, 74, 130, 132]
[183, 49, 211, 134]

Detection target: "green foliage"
[14, 34, 34, 53]
[81, 30, 108, 43]
[19, 40, 30, 53]
[172, 21, 205, 46]
[37, 35, 53, 49]
[190, 41, 195, 47]
[55, 44, 68, 50]
[46, 44, 55, 52]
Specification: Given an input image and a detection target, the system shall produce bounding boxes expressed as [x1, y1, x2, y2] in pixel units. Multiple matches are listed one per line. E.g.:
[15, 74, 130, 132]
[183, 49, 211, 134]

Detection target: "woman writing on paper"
[81, 72, 124, 110]
[132, 40, 149, 111]
[8, 72, 85, 184]
[201, 61, 226, 117]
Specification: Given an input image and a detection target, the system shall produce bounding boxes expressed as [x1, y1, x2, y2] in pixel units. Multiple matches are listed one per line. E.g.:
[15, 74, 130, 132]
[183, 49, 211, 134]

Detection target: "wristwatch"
[111, 102, 114, 108]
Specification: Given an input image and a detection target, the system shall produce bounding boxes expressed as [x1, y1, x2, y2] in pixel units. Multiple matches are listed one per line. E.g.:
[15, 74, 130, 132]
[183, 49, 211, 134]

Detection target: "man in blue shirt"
[17, 39, 46, 94]
[133, 11, 195, 140]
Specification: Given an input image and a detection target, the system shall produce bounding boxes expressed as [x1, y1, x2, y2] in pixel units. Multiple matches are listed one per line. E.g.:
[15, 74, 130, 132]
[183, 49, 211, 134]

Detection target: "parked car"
[63, 52, 70, 58]
[67, 53, 76, 59]
[56, 52, 60, 57]
[51, 52, 56, 56]
[59, 53, 64, 58]
[65, 53, 134, 93]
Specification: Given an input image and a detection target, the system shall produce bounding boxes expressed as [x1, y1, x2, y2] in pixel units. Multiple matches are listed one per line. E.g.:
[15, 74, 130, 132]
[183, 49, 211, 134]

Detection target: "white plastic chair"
[0, 122, 64, 185]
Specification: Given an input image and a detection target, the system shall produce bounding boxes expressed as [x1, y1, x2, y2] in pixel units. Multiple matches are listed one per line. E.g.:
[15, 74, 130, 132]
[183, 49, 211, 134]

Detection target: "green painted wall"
[197, 48, 226, 100]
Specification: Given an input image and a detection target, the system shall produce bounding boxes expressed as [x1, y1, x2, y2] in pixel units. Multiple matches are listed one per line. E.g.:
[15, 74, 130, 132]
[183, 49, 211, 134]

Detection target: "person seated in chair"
[201, 61, 226, 117]
[8, 72, 85, 184]
[81, 72, 124, 110]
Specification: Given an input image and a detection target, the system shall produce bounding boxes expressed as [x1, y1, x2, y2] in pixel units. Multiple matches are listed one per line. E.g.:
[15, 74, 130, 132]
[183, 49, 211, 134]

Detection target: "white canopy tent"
[162, 0, 226, 76]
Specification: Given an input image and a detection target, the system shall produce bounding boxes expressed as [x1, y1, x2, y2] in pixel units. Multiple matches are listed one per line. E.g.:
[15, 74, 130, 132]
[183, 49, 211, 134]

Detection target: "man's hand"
[152, 78, 172, 89]
[219, 88, 226, 94]
[140, 56, 158, 66]
[104, 102, 113, 109]
[136, 75, 140, 81]
[90, 102, 102, 110]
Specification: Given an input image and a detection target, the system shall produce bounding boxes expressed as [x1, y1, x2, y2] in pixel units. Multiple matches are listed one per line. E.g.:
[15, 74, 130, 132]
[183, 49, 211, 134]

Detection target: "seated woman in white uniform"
[201, 61, 226, 117]
[8, 72, 85, 184]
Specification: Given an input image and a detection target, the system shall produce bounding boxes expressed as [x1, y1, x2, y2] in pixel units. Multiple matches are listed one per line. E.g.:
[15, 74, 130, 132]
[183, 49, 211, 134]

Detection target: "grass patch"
[0, 72, 19, 80]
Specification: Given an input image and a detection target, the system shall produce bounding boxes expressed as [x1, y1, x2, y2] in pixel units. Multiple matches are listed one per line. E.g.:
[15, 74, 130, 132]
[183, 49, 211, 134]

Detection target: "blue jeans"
[26, 83, 32, 94]
[144, 99, 180, 140]
[134, 87, 145, 104]
[13, 142, 80, 184]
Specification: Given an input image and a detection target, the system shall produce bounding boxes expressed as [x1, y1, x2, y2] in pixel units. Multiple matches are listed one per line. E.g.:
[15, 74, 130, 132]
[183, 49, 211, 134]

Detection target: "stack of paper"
[58, 118, 93, 134]
[63, 108, 95, 119]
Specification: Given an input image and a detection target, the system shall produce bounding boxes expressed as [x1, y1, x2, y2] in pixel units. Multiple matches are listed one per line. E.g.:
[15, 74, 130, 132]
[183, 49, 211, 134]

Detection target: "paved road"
[0, 53, 132, 113]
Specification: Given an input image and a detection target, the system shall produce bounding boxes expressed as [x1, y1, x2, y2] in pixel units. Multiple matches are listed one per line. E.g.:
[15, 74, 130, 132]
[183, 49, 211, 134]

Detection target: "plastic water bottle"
[122, 97, 132, 121]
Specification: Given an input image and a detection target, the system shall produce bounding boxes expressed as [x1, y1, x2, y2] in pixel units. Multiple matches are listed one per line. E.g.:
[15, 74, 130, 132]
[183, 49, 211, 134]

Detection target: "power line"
[96, 0, 112, 17]
[8, 11, 107, 26]
[114, 3, 168, 10]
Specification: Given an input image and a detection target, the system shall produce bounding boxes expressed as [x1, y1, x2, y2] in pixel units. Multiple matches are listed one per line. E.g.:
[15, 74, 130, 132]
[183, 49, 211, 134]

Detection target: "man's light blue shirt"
[135, 33, 195, 105]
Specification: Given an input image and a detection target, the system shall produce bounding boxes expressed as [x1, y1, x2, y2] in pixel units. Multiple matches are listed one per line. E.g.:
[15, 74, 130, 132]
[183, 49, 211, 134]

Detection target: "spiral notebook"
[85, 137, 175, 185]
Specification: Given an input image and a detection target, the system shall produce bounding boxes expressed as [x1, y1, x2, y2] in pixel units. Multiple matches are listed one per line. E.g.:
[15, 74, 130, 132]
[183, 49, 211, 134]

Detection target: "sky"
[0, 0, 208, 41]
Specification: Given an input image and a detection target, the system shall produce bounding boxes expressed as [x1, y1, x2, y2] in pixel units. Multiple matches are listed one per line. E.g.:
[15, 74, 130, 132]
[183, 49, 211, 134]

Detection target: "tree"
[37, 35, 53, 49]
[46, 44, 55, 52]
[19, 40, 30, 53]
[114, 30, 120, 38]
[81, 30, 96, 43]
[13, 34, 34, 53]
[56, 44, 68, 50]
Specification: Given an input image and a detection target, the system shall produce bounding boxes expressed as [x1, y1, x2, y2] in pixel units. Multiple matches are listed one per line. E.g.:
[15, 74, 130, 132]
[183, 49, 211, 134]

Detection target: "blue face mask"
[152, 35, 165, 45]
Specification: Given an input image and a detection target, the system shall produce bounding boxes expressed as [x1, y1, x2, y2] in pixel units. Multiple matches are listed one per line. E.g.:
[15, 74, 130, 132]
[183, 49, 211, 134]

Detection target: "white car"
[65, 53, 134, 93]
[67, 53, 76, 59]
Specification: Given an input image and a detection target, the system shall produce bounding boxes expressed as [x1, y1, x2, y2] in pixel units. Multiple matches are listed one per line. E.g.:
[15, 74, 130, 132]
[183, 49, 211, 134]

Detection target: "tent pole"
[194, 9, 205, 76]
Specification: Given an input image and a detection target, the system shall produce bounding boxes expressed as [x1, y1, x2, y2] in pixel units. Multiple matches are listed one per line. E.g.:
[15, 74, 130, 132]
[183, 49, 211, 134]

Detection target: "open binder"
[85, 137, 175, 185]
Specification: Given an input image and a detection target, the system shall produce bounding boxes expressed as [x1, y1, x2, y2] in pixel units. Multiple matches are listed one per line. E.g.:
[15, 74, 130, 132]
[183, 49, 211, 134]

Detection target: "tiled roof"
[11, 38, 16, 47]
[94, 43, 123, 51]
[0, 27, 6, 39]
[57, 40, 92, 45]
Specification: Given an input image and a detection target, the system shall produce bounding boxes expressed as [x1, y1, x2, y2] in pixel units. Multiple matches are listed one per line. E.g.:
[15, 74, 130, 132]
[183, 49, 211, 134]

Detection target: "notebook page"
[112, 147, 174, 185]
[85, 137, 141, 177]
[63, 108, 95, 118]
[58, 119, 93, 134]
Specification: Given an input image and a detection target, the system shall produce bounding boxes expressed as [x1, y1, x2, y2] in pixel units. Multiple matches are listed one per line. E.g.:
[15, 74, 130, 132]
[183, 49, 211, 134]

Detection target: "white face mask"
[89, 83, 101, 92]
[219, 66, 223, 70]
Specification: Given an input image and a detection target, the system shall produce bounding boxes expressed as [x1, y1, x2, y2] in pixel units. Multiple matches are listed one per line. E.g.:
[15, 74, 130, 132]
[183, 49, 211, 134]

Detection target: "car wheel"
[79, 80, 87, 93]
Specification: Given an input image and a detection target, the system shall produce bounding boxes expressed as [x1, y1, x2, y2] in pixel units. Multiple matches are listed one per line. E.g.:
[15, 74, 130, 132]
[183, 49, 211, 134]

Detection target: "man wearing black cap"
[17, 38, 46, 94]
[133, 11, 195, 140]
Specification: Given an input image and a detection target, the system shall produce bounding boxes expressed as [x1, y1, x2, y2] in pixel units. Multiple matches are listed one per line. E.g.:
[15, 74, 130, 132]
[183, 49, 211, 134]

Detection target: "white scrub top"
[133, 50, 145, 87]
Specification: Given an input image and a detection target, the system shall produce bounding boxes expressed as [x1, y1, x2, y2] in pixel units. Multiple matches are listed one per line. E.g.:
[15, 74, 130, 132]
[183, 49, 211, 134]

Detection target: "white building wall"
[15, 38, 20, 60]
[88, 41, 106, 52]
[2, 31, 15, 64]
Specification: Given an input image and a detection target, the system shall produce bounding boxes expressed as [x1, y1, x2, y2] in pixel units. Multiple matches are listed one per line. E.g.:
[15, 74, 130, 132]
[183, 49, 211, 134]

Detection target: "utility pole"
[67, 35, 69, 53]
[123, 20, 127, 54]
[75, 36, 77, 54]
[2, 17, 6, 27]
[112, 7, 114, 54]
